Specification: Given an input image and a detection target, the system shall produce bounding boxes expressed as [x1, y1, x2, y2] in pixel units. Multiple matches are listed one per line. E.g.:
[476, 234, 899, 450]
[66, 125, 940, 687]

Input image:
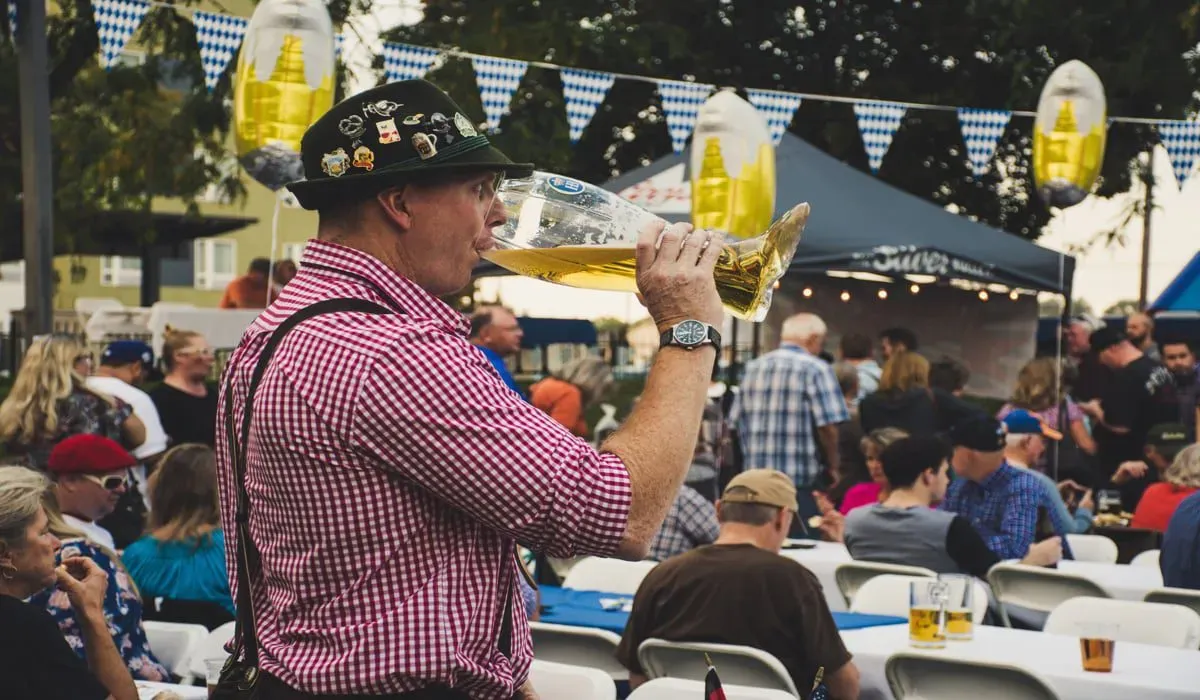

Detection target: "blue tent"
[1150, 252, 1200, 314]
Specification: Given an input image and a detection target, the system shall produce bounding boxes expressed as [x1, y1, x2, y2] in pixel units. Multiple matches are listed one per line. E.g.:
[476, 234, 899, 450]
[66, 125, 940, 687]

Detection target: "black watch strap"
[659, 322, 722, 353]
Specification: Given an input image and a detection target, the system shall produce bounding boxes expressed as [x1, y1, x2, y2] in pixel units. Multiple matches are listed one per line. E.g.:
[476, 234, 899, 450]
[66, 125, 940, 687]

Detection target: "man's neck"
[882, 487, 932, 509]
[714, 526, 776, 552]
[1004, 453, 1029, 469]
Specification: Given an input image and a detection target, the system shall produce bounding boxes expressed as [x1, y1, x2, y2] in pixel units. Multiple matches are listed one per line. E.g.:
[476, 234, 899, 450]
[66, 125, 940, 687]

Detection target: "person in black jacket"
[860, 351, 981, 437]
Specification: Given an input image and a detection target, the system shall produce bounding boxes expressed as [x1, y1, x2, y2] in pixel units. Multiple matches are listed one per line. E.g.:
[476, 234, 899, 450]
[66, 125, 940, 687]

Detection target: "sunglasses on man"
[81, 473, 128, 491]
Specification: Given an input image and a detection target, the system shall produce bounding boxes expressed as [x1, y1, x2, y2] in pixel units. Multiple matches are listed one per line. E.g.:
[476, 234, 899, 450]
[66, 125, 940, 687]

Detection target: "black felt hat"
[286, 80, 533, 210]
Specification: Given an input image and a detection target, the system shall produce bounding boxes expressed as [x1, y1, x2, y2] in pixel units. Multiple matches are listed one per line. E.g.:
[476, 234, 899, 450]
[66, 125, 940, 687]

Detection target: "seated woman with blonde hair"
[0, 467, 139, 700]
[1132, 444, 1200, 532]
[0, 334, 145, 468]
[122, 444, 234, 629]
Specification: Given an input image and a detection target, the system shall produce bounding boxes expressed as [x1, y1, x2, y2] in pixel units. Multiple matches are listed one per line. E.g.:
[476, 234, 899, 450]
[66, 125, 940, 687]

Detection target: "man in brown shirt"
[218, 257, 271, 309]
[617, 469, 860, 698]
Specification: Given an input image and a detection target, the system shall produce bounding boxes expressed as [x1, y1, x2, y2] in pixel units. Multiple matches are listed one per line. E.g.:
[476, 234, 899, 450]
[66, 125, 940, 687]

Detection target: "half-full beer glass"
[483, 172, 810, 322]
[1078, 622, 1118, 672]
[908, 580, 948, 649]
[938, 574, 975, 640]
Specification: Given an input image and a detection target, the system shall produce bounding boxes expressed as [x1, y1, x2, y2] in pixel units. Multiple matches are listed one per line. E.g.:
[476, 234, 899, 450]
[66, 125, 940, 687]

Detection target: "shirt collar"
[299, 240, 469, 336]
[779, 343, 812, 355]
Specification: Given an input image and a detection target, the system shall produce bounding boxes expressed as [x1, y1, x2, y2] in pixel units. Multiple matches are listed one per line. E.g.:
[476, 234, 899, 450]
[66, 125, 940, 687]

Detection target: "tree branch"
[48, 0, 100, 103]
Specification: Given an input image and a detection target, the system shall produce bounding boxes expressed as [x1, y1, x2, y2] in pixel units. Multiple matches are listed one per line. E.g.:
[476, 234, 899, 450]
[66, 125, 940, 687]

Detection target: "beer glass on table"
[938, 574, 975, 641]
[1078, 622, 1118, 673]
[908, 580, 948, 649]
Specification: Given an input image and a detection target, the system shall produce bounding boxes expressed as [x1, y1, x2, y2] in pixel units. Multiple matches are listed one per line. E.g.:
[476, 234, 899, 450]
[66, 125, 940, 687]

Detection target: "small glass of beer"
[908, 580, 948, 649]
[938, 574, 975, 641]
[1078, 623, 1118, 673]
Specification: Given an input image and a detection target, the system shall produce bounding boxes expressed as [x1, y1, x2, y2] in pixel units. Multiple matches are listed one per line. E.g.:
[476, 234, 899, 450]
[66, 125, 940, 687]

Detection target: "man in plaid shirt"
[732, 313, 848, 528]
[218, 80, 726, 700]
[647, 485, 719, 561]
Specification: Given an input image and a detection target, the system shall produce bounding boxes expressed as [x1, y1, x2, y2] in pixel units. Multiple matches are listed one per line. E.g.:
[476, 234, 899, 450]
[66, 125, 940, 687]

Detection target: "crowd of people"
[0, 329, 228, 698]
[1, 77, 1198, 700]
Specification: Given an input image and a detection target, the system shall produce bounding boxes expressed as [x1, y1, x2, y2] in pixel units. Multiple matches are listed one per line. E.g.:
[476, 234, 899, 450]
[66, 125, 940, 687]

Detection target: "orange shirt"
[1131, 483, 1199, 532]
[529, 376, 588, 437]
[219, 274, 269, 309]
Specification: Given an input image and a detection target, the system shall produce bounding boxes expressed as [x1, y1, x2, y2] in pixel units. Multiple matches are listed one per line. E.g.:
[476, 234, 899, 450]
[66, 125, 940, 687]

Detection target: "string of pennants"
[20, 0, 1200, 188]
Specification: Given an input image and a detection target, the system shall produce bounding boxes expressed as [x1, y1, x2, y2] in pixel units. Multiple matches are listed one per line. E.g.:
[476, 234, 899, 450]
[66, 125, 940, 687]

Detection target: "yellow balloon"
[234, 0, 336, 191]
[1033, 60, 1107, 209]
[690, 89, 776, 239]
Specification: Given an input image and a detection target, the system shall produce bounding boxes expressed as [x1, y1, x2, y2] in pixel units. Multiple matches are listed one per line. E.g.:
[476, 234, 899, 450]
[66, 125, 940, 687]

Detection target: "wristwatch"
[660, 319, 722, 353]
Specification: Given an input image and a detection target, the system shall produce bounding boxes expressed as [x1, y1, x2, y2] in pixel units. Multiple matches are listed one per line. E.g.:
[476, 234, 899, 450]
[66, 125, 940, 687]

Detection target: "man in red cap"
[46, 435, 135, 551]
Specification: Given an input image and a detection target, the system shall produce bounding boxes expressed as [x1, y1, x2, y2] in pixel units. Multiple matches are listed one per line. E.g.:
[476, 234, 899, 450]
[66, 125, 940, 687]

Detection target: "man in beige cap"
[616, 469, 860, 699]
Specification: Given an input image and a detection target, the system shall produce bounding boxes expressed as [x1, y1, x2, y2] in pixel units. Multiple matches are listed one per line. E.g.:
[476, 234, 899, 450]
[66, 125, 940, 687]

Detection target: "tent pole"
[1138, 148, 1155, 310]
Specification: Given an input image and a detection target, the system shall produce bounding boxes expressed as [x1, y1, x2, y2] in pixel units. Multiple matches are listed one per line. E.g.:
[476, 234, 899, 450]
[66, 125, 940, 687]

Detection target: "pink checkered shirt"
[215, 240, 633, 698]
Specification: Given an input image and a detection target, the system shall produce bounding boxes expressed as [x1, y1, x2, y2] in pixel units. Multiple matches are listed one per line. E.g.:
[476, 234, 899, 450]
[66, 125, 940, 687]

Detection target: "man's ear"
[376, 187, 414, 230]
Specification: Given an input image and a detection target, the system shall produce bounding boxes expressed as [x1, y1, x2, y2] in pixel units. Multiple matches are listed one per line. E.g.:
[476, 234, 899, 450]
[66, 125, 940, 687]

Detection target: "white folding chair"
[1065, 534, 1119, 563]
[562, 557, 658, 596]
[1044, 596, 1200, 649]
[143, 620, 209, 684]
[886, 653, 1059, 699]
[849, 574, 989, 622]
[530, 621, 627, 679]
[987, 563, 1110, 629]
[636, 639, 799, 697]
[187, 620, 236, 680]
[529, 660, 616, 700]
[1145, 588, 1200, 629]
[833, 561, 936, 608]
[628, 678, 795, 700]
[1131, 549, 1161, 568]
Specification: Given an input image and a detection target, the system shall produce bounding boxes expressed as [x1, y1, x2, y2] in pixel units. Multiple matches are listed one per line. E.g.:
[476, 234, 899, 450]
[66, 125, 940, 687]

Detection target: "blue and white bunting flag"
[853, 101, 906, 173]
[958, 108, 1011, 176]
[745, 88, 803, 145]
[1157, 119, 1200, 187]
[382, 42, 439, 84]
[192, 11, 248, 91]
[92, 0, 150, 69]
[559, 68, 615, 143]
[472, 55, 528, 131]
[656, 79, 713, 153]
[7, 1, 16, 38]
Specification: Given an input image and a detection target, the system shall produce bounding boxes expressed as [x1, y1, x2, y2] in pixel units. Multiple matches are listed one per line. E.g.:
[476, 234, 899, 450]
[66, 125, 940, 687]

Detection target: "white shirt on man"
[86, 376, 168, 460]
[62, 514, 116, 551]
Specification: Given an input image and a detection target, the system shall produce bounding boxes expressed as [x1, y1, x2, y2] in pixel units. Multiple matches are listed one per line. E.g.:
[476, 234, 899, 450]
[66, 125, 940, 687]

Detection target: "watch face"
[673, 320, 707, 346]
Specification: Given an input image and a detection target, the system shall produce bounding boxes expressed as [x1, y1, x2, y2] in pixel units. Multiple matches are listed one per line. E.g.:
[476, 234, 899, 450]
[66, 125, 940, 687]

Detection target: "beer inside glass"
[908, 580, 947, 649]
[938, 574, 974, 641]
[1077, 622, 1118, 672]
[483, 172, 809, 322]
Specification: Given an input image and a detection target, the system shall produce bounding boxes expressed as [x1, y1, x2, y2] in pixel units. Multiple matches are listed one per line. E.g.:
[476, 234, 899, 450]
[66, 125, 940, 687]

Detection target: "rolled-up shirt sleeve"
[350, 324, 632, 558]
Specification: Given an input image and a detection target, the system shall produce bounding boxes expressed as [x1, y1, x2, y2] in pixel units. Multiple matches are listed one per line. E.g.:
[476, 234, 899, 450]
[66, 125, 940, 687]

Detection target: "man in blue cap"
[87, 340, 169, 548]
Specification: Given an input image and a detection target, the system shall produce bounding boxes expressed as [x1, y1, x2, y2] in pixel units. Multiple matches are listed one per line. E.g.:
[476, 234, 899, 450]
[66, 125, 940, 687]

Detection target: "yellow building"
[49, 0, 319, 310]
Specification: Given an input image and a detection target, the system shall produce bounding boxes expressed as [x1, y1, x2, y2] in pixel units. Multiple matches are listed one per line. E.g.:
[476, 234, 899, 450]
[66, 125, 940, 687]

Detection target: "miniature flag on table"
[704, 660, 727, 700]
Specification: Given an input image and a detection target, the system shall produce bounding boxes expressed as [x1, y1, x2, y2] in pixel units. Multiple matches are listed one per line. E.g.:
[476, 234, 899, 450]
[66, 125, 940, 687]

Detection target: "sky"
[353, 4, 1196, 323]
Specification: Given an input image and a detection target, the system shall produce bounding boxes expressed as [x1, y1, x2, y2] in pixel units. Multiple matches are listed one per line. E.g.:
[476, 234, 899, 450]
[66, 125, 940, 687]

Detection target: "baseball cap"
[721, 469, 798, 512]
[949, 415, 1006, 452]
[1146, 423, 1189, 447]
[46, 434, 137, 475]
[101, 340, 154, 367]
[1002, 409, 1063, 440]
[1089, 326, 1126, 353]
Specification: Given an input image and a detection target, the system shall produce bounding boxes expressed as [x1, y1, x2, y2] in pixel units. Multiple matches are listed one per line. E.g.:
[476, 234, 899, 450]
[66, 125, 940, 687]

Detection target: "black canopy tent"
[600, 132, 1075, 295]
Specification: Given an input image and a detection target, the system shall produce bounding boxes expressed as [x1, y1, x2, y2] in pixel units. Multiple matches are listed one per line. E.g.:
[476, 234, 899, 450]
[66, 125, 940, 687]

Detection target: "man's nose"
[487, 197, 509, 229]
